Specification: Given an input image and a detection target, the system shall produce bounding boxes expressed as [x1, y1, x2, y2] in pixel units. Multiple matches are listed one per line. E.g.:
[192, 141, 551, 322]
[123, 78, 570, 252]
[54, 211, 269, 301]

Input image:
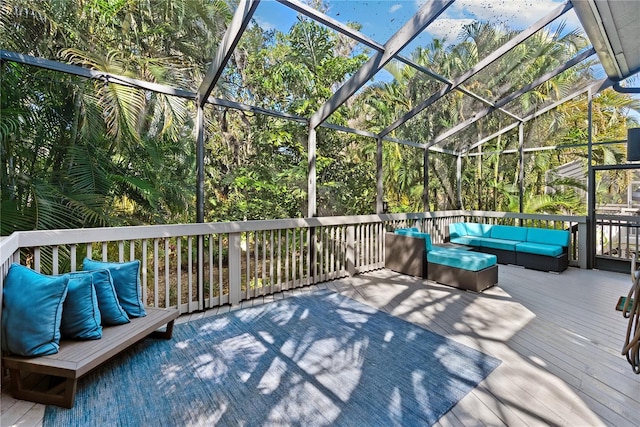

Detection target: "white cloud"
[449, 0, 567, 29]
[419, 0, 583, 44]
[389, 4, 403, 14]
[254, 16, 276, 31]
[427, 18, 475, 42]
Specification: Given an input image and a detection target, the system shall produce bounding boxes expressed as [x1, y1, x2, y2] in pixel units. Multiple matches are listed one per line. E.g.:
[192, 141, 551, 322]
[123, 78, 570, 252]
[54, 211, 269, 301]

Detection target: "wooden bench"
[2, 307, 179, 408]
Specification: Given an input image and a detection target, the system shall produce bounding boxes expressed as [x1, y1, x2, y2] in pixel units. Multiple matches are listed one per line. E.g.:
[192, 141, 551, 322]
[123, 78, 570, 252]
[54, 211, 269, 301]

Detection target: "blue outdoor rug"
[44, 290, 500, 427]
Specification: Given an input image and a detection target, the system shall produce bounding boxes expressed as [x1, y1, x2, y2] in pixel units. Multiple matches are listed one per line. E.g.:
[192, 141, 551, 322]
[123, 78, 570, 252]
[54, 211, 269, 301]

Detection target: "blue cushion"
[449, 223, 468, 239]
[478, 237, 520, 251]
[464, 222, 493, 237]
[87, 269, 130, 325]
[1, 264, 69, 356]
[394, 228, 419, 235]
[395, 230, 432, 250]
[450, 236, 481, 246]
[515, 242, 563, 257]
[82, 258, 146, 318]
[526, 228, 570, 247]
[61, 273, 102, 340]
[490, 225, 527, 242]
[428, 250, 497, 272]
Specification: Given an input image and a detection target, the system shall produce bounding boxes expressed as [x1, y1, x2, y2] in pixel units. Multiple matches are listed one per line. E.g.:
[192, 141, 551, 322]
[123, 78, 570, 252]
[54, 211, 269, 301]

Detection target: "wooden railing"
[594, 214, 640, 271]
[0, 211, 588, 315]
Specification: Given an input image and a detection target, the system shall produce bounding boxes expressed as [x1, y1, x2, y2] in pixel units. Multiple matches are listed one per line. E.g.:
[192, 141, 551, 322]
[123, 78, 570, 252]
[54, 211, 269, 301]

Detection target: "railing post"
[197, 235, 204, 311]
[228, 232, 242, 306]
[346, 225, 355, 277]
[578, 222, 588, 269]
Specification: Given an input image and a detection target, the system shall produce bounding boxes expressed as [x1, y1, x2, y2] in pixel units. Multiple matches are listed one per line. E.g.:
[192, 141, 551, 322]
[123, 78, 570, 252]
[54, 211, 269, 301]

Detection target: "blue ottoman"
[427, 248, 498, 292]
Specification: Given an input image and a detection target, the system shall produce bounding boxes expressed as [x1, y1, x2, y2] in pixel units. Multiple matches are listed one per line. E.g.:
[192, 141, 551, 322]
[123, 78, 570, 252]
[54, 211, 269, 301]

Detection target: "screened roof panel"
[1, 0, 637, 156]
[501, 65, 595, 120]
[392, 90, 473, 144]
[392, 0, 575, 80]
[214, 4, 376, 120]
[439, 110, 517, 153]
[463, 13, 590, 104]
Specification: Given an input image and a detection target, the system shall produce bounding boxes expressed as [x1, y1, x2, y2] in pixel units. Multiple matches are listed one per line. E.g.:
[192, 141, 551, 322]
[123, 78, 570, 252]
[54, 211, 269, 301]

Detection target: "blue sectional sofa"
[385, 228, 498, 292]
[448, 222, 570, 272]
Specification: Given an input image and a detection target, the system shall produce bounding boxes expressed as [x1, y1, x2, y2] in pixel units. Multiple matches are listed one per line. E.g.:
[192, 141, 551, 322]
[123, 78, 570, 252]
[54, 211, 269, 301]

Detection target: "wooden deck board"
[2, 265, 639, 426]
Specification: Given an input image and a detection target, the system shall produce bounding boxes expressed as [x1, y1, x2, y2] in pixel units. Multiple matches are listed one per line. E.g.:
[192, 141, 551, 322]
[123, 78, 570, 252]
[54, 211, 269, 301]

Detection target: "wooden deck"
[2, 265, 639, 426]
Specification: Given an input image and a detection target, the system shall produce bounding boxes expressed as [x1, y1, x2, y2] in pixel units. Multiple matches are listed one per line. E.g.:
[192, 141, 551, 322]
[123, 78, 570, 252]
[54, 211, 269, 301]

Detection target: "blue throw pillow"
[87, 269, 130, 325]
[1, 264, 69, 356]
[82, 258, 146, 318]
[60, 273, 102, 340]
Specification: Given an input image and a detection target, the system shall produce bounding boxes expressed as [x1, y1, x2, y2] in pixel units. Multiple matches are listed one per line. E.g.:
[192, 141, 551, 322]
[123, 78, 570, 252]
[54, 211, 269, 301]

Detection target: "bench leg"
[9, 368, 77, 408]
[150, 319, 175, 340]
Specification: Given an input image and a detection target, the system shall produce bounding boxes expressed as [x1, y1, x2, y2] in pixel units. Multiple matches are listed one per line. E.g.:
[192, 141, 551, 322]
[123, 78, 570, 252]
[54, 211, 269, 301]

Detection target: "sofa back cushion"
[526, 227, 570, 247]
[395, 229, 432, 250]
[491, 225, 527, 241]
[449, 223, 468, 239]
[464, 222, 492, 237]
[394, 227, 419, 235]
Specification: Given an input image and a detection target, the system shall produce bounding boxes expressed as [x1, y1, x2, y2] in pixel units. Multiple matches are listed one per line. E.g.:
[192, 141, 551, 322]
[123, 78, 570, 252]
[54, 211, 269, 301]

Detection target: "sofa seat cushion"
[490, 225, 528, 241]
[526, 227, 569, 247]
[428, 249, 497, 272]
[515, 242, 563, 257]
[478, 237, 521, 251]
[450, 236, 486, 246]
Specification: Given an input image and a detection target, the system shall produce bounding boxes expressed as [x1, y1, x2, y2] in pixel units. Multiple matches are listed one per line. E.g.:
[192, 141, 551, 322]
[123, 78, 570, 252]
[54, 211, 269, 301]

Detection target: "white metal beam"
[197, 0, 260, 105]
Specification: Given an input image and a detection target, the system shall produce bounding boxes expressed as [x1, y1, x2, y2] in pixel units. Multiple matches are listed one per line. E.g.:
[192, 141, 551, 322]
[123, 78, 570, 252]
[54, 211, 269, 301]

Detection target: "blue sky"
[253, 0, 579, 50]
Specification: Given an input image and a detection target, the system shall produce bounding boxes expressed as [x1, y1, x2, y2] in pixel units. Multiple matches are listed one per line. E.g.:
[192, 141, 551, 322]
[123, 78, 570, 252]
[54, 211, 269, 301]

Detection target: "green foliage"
[3, 1, 640, 236]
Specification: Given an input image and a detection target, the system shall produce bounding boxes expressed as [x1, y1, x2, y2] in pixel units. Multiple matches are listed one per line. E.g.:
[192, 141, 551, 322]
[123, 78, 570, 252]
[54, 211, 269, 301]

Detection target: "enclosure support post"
[308, 124, 317, 284]
[196, 101, 205, 223]
[308, 125, 317, 217]
[195, 100, 205, 306]
[456, 154, 462, 209]
[587, 90, 595, 269]
[377, 137, 384, 213]
[578, 222, 588, 269]
[518, 123, 525, 215]
[424, 148, 430, 211]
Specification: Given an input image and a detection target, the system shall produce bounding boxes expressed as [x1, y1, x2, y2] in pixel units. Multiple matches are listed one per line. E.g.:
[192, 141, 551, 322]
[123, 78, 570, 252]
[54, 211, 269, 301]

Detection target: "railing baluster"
[277, 229, 282, 290]
[33, 248, 41, 272]
[118, 241, 124, 263]
[188, 236, 193, 311]
[165, 238, 170, 309]
[218, 235, 224, 303]
[52, 246, 59, 275]
[153, 239, 159, 308]
[246, 232, 251, 298]
[299, 228, 304, 287]
[70, 244, 77, 272]
[177, 237, 182, 311]
[209, 235, 214, 308]
[142, 240, 148, 307]
[198, 235, 204, 311]
[269, 230, 274, 293]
